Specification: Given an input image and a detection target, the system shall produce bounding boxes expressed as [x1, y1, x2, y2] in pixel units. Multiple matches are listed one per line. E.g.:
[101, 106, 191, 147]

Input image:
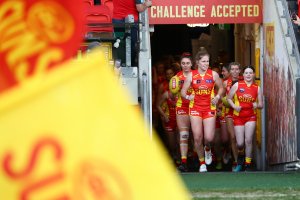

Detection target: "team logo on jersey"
[195, 85, 211, 95]
[206, 79, 213, 83]
[193, 79, 201, 84]
[199, 85, 208, 90]
[239, 88, 245, 93]
[239, 94, 255, 102]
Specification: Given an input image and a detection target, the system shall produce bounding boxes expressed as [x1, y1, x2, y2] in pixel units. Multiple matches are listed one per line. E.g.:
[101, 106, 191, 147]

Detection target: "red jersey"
[226, 76, 244, 94]
[176, 71, 193, 108]
[190, 69, 216, 111]
[113, 0, 142, 21]
[163, 91, 177, 118]
[157, 75, 166, 85]
[225, 77, 233, 95]
[224, 78, 233, 116]
[233, 81, 259, 117]
[225, 77, 243, 117]
[161, 80, 169, 92]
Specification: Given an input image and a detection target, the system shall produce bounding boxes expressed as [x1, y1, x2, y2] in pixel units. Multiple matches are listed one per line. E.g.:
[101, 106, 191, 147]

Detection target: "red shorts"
[189, 107, 216, 119]
[233, 115, 256, 126]
[219, 117, 226, 124]
[176, 107, 189, 116]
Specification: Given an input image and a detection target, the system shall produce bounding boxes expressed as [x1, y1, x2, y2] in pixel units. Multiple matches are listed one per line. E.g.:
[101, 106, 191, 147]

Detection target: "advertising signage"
[149, 0, 263, 24]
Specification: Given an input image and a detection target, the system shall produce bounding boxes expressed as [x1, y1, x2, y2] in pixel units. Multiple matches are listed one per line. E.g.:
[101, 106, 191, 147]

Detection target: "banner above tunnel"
[149, 0, 263, 24]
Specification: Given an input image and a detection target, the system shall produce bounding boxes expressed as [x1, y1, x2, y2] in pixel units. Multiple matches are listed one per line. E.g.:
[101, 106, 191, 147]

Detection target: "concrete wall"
[263, 0, 298, 168]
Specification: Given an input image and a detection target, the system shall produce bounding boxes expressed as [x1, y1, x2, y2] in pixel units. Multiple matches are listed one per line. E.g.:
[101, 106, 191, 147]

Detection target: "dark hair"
[180, 52, 193, 62]
[222, 64, 230, 72]
[243, 65, 255, 73]
[164, 66, 174, 73]
[228, 62, 241, 70]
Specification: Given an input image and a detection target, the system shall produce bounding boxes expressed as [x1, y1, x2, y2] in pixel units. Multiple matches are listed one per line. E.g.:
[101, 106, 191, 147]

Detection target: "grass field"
[180, 171, 300, 199]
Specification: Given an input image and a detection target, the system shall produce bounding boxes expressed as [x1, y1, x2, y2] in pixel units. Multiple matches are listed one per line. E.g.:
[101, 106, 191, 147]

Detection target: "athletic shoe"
[244, 164, 253, 172]
[204, 147, 213, 165]
[178, 163, 188, 172]
[232, 165, 236, 171]
[231, 162, 237, 171]
[233, 164, 243, 172]
[215, 161, 222, 170]
[199, 164, 207, 172]
[222, 151, 231, 164]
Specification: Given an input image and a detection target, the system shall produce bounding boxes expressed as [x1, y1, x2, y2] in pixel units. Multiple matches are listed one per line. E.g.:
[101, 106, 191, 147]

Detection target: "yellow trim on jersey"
[176, 95, 183, 107]
[233, 94, 240, 116]
[210, 87, 216, 111]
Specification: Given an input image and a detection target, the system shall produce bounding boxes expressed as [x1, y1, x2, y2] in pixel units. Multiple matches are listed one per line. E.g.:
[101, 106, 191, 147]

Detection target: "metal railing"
[275, 0, 300, 76]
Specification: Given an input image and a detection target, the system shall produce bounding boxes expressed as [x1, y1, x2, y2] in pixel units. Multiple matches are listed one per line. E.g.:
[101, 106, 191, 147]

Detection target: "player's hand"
[233, 105, 241, 112]
[211, 95, 220, 105]
[292, 15, 300, 25]
[144, 0, 152, 7]
[253, 102, 257, 109]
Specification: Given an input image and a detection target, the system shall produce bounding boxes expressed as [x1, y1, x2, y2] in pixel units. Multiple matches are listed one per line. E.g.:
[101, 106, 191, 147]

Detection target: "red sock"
[232, 161, 237, 167]
[199, 158, 205, 165]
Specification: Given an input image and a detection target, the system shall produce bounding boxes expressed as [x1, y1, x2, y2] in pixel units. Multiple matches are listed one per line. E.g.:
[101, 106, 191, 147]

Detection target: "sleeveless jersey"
[189, 69, 216, 111]
[162, 80, 169, 92]
[233, 81, 259, 117]
[162, 91, 177, 118]
[219, 78, 228, 119]
[159, 80, 170, 112]
[226, 76, 244, 94]
[225, 77, 243, 116]
[157, 75, 166, 85]
[225, 77, 233, 94]
[224, 77, 233, 115]
[176, 71, 193, 108]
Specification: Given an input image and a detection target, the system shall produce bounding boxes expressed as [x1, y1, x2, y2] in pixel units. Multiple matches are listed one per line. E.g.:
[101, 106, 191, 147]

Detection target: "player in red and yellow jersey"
[227, 66, 263, 172]
[156, 67, 177, 163]
[181, 50, 224, 172]
[218, 65, 231, 166]
[156, 89, 178, 165]
[171, 52, 193, 172]
[222, 62, 242, 170]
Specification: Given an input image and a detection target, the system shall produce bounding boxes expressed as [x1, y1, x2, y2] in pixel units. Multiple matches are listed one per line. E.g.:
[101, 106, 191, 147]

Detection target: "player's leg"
[203, 115, 216, 166]
[177, 114, 190, 172]
[190, 115, 206, 172]
[244, 120, 256, 171]
[226, 117, 239, 170]
[233, 122, 245, 172]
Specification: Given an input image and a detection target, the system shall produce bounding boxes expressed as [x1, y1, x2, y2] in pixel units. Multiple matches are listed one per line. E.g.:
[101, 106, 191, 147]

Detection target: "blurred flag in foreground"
[0, 51, 190, 200]
[0, 0, 85, 92]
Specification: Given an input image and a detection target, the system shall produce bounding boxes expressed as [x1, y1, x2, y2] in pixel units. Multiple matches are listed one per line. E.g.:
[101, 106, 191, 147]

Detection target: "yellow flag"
[0, 51, 190, 200]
